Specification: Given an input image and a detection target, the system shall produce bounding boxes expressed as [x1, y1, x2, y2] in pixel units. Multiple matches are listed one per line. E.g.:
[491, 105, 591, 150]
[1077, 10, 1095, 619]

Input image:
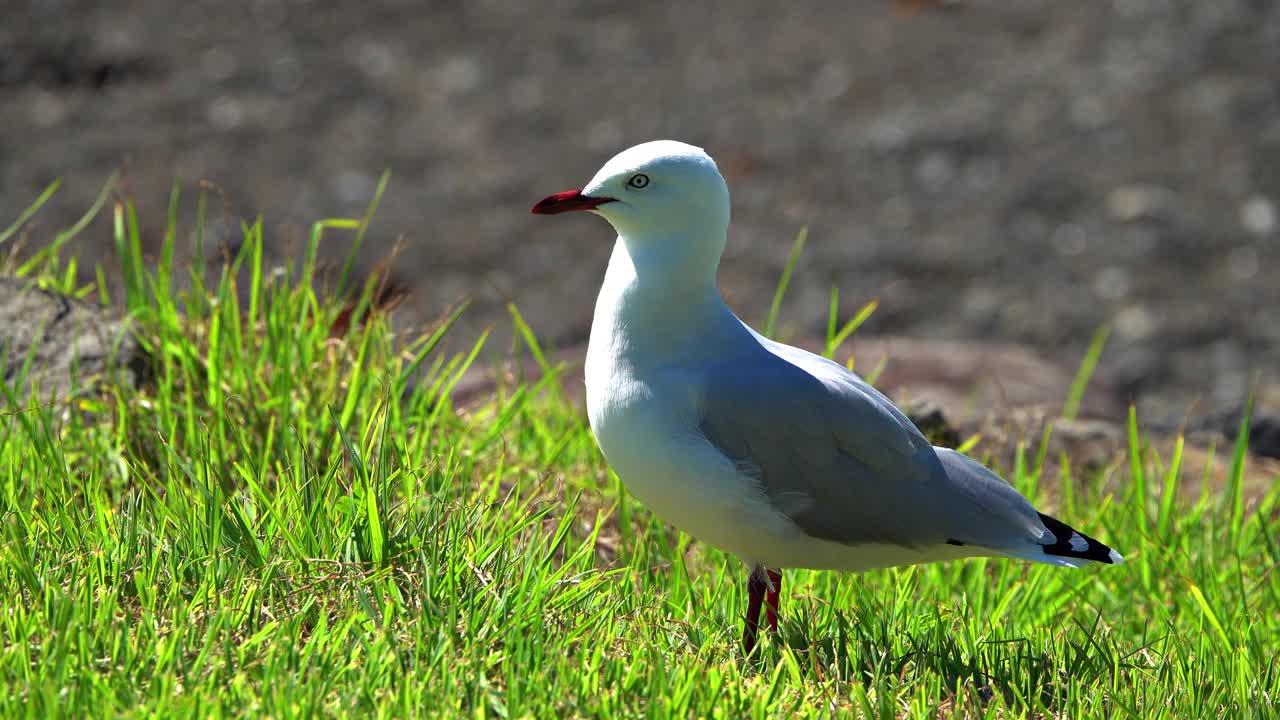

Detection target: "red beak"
[531, 190, 616, 215]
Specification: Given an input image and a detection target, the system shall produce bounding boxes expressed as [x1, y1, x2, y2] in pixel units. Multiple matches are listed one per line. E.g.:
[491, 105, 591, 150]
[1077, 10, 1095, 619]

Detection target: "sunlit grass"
[2, 182, 1278, 717]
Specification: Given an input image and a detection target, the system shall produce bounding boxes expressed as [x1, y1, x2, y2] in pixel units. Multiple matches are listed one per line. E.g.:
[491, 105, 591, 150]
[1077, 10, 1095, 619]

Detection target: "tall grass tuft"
[0, 185, 1276, 717]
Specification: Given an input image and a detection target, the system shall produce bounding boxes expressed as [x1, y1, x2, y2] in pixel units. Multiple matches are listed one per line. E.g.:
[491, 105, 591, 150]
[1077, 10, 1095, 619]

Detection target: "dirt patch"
[2, 1, 1277, 423]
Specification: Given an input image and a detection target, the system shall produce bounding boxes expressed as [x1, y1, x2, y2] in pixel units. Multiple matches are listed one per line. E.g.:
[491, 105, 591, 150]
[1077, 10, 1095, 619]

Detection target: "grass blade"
[762, 226, 807, 339]
[0, 180, 61, 246]
[1062, 324, 1109, 421]
[824, 299, 878, 360]
[1126, 405, 1149, 535]
[1226, 394, 1253, 541]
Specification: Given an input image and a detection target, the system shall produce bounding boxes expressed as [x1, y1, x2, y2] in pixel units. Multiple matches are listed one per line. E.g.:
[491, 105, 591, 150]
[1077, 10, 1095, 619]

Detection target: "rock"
[1155, 384, 1280, 460]
[1251, 416, 1280, 461]
[900, 397, 961, 449]
[1183, 411, 1280, 462]
[0, 276, 145, 400]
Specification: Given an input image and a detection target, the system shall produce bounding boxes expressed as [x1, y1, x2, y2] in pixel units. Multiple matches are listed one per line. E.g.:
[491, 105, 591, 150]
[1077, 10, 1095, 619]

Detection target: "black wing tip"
[1037, 513, 1121, 565]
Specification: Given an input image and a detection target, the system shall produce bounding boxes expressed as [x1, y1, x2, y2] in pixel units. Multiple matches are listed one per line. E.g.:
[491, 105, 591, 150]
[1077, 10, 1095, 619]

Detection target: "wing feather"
[698, 335, 1049, 551]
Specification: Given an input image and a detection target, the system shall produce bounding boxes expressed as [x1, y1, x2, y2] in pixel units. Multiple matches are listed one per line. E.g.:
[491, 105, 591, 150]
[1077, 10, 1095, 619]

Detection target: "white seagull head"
[531, 140, 731, 248]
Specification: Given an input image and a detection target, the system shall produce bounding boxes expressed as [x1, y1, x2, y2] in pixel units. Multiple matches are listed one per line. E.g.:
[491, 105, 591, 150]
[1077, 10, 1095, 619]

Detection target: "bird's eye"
[626, 173, 650, 189]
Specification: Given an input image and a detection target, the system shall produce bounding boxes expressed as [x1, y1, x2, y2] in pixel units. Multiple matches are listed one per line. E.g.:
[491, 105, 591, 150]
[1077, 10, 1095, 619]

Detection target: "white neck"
[588, 225, 747, 371]
[619, 225, 723, 292]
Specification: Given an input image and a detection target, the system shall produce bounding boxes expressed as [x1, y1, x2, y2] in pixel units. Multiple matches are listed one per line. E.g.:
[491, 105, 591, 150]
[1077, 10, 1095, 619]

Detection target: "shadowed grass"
[1, 186, 1278, 717]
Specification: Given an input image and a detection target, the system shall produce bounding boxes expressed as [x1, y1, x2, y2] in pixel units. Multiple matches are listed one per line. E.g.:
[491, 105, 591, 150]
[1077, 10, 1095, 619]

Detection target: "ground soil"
[2, 0, 1277, 421]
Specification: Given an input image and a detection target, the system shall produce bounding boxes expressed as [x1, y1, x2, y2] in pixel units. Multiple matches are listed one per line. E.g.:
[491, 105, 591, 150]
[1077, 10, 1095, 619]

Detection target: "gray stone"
[0, 276, 144, 401]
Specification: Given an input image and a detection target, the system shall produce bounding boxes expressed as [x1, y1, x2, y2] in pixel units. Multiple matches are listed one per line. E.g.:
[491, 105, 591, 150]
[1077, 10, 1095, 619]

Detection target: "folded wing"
[697, 335, 1063, 556]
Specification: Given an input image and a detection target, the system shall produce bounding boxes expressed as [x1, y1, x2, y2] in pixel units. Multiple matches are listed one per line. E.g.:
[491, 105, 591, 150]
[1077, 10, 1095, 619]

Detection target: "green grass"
[2, 184, 1279, 718]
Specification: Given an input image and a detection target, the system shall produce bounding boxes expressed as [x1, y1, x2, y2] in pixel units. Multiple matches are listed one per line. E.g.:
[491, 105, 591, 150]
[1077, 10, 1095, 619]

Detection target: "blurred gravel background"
[1, 0, 1277, 420]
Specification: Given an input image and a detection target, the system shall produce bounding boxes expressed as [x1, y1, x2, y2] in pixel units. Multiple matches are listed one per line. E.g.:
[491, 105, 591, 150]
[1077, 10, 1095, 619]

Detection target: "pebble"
[1240, 196, 1276, 236]
[1106, 184, 1169, 221]
[1051, 223, 1088, 256]
[1094, 266, 1132, 300]
[208, 96, 243, 130]
[1114, 305, 1155, 340]
[1228, 245, 1259, 281]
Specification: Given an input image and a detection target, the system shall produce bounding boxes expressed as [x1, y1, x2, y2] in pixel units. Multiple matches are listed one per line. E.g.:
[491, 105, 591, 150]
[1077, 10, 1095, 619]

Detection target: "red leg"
[765, 569, 782, 634]
[743, 567, 768, 654]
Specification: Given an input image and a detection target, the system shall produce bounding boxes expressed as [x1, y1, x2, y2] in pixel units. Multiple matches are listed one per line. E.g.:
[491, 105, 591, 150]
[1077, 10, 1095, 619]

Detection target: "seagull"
[532, 140, 1122, 655]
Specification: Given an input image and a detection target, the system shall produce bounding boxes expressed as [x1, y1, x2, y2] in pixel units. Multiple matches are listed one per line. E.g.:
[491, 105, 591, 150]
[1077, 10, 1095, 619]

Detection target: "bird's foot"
[765, 569, 782, 634]
[743, 568, 768, 655]
[743, 566, 783, 655]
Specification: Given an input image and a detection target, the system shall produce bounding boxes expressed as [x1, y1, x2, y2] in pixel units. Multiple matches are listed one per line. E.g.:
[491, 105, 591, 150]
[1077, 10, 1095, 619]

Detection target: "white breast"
[587, 313, 813, 567]
[584, 240, 815, 566]
[587, 374, 786, 562]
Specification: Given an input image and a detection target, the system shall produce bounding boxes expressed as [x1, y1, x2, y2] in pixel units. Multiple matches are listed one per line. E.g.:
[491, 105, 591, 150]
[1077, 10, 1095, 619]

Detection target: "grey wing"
[699, 339, 1049, 550]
